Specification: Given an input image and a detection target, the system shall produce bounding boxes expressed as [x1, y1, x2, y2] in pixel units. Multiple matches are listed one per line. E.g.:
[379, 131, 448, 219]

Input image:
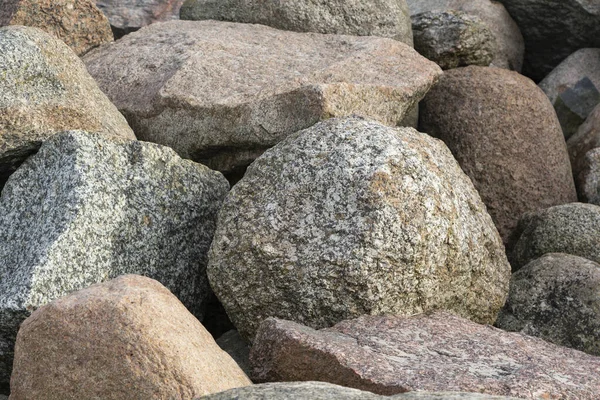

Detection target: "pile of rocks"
[1, 0, 600, 399]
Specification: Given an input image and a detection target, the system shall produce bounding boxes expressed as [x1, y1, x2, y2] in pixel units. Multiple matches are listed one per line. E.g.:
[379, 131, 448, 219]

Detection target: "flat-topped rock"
[83, 20, 442, 173]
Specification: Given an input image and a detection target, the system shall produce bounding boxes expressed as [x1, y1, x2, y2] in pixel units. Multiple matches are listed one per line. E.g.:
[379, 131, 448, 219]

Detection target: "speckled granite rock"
[420, 66, 577, 249]
[197, 382, 521, 399]
[83, 20, 441, 173]
[250, 313, 600, 398]
[180, 0, 413, 46]
[496, 253, 600, 356]
[0, 0, 113, 55]
[0, 26, 134, 189]
[0, 131, 228, 388]
[511, 203, 600, 270]
[568, 104, 600, 201]
[406, 0, 523, 71]
[576, 148, 600, 205]
[496, 0, 600, 82]
[96, 0, 185, 37]
[9, 275, 251, 399]
[208, 117, 510, 341]
[412, 10, 494, 70]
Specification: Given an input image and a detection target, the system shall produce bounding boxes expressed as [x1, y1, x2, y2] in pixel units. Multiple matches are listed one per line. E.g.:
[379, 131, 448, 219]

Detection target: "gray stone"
[83, 20, 442, 173]
[568, 103, 600, 200]
[0, 131, 229, 388]
[406, 0, 524, 71]
[180, 0, 413, 46]
[510, 203, 600, 270]
[0, 26, 134, 189]
[496, 253, 600, 356]
[216, 330, 250, 376]
[250, 313, 600, 398]
[96, 0, 185, 33]
[552, 77, 600, 139]
[208, 117, 510, 341]
[496, 0, 600, 82]
[576, 148, 600, 205]
[412, 10, 495, 70]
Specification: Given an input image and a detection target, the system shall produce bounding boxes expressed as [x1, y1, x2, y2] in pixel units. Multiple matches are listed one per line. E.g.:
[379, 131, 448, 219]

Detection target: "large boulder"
[510, 203, 600, 270]
[179, 0, 413, 46]
[496, 253, 600, 356]
[0, 0, 112, 56]
[208, 117, 510, 341]
[568, 103, 600, 201]
[96, 0, 185, 36]
[250, 313, 600, 398]
[405, 0, 524, 71]
[0, 26, 134, 188]
[9, 275, 251, 399]
[83, 20, 442, 174]
[539, 49, 600, 139]
[496, 0, 600, 82]
[420, 66, 577, 248]
[0, 131, 228, 389]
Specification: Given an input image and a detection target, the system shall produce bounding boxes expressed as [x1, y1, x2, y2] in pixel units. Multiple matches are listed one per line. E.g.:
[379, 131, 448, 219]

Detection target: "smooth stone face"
[568, 103, 600, 200]
[412, 10, 495, 70]
[216, 330, 250, 376]
[420, 66, 577, 249]
[496, 0, 600, 82]
[180, 0, 413, 46]
[406, 0, 524, 71]
[496, 253, 600, 356]
[9, 275, 251, 399]
[208, 117, 510, 341]
[96, 0, 185, 30]
[249, 313, 600, 398]
[83, 20, 442, 173]
[0, 0, 113, 55]
[510, 203, 600, 270]
[0, 131, 229, 388]
[0, 26, 134, 188]
[552, 77, 600, 139]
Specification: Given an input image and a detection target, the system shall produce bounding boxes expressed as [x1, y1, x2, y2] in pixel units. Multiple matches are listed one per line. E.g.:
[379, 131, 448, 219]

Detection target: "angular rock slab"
[10, 275, 251, 399]
[496, 0, 600, 82]
[0, 26, 134, 188]
[496, 253, 600, 356]
[250, 313, 600, 398]
[568, 104, 600, 201]
[97, 0, 185, 34]
[180, 0, 413, 46]
[0, 0, 113, 56]
[208, 117, 510, 341]
[406, 0, 524, 71]
[420, 66, 577, 248]
[0, 131, 229, 388]
[83, 20, 442, 173]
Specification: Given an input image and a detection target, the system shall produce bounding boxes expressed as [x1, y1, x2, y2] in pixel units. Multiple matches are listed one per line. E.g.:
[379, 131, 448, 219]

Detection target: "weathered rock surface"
[576, 148, 600, 205]
[198, 382, 520, 399]
[406, 0, 524, 71]
[96, 0, 185, 36]
[497, 0, 600, 82]
[9, 275, 251, 399]
[83, 20, 442, 173]
[180, 0, 413, 46]
[420, 66, 577, 248]
[216, 330, 250, 376]
[0, 26, 134, 188]
[568, 104, 600, 201]
[510, 203, 600, 270]
[539, 49, 600, 139]
[496, 253, 600, 356]
[0, 0, 113, 55]
[412, 10, 494, 70]
[250, 313, 600, 398]
[208, 117, 510, 341]
[0, 131, 228, 388]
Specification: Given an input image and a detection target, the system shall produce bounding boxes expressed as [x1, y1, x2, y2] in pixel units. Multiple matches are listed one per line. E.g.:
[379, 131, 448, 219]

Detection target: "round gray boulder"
[208, 117, 510, 341]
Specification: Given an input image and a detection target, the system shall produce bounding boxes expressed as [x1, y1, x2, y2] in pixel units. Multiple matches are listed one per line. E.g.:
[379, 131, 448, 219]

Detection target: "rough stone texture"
[180, 0, 413, 46]
[576, 148, 600, 205]
[412, 10, 494, 70]
[420, 66, 577, 249]
[216, 330, 250, 376]
[510, 203, 600, 270]
[406, 0, 523, 71]
[197, 382, 520, 399]
[0, 26, 134, 189]
[9, 275, 251, 399]
[250, 313, 600, 398]
[96, 0, 185, 36]
[83, 20, 442, 173]
[496, 253, 600, 356]
[0, 0, 113, 56]
[0, 131, 229, 389]
[208, 117, 510, 341]
[568, 103, 600, 200]
[496, 0, 600, 82]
